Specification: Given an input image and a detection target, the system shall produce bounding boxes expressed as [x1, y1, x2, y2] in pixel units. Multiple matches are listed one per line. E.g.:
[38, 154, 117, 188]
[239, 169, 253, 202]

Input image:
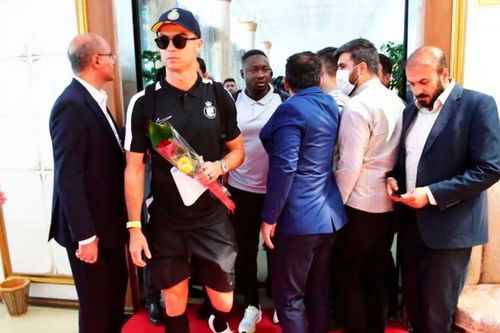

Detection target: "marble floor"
[0, 303, 78, 333]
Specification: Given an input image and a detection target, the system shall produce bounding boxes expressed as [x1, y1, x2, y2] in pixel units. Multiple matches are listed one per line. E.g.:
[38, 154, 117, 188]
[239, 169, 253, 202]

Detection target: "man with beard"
[333, 38, 405, 333]
[229, 49, 283, 332]
[386, 46, 500, 332]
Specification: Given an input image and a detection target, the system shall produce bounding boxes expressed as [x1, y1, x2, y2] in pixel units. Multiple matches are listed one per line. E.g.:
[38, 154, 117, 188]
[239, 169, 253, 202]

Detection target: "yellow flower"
[177, 156, 194, 174]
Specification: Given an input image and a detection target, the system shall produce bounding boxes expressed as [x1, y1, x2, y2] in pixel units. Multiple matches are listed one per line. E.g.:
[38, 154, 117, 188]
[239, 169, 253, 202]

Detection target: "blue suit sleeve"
[430, 94, 500, 210]
[50, 100, 96, 241]
[261, 105, 306, 224]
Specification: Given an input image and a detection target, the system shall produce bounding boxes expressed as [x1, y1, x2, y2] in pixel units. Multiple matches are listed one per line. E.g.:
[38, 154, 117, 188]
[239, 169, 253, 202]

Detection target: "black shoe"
[147, 302, 165, 325]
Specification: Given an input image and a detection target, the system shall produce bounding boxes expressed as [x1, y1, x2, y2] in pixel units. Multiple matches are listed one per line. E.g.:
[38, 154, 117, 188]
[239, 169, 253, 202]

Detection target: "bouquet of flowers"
[148, 120, 235, 212]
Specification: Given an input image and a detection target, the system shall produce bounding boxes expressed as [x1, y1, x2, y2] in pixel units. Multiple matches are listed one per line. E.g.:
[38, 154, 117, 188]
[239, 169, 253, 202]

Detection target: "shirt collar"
[74, 76, 107, 107]
[351, 77, 382, 96]
[159, 75, 202, 98]
[242, 83, 276, 105]
[414, 80, 455, 111]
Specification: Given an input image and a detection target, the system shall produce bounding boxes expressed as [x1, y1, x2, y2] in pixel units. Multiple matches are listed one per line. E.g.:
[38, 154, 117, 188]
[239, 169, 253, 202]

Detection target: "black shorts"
[145, 220, 237, 292]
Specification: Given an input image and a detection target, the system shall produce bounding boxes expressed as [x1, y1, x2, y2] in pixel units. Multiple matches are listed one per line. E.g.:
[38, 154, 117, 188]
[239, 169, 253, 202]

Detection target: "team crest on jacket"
[203, 101, 216, 119]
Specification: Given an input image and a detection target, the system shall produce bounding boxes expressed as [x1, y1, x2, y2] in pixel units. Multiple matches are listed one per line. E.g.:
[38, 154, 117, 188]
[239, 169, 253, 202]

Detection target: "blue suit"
[49, 79, 128, 333]
[260, 86, 346, 333]
[260, 86, 347, 234]
[391, 84, 500, 333]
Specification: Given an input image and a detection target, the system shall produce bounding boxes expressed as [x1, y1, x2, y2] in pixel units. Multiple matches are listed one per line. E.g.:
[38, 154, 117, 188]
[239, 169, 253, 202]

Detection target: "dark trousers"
[67, 244, 128, 333]
[229, 185, 265, 306]
[398, 213, 471, 333]
[333, 206, 395, 333]
[271, 233, 336, 333]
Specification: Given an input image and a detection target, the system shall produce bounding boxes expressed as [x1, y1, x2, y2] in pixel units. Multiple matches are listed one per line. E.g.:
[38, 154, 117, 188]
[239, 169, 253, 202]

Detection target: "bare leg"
[162, 279, 190, 333]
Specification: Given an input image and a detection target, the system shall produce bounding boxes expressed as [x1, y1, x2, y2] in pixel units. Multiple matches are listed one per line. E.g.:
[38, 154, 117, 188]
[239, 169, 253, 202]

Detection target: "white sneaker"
[272, 309, 279, 324]
[208, 314, 232, 333]
[238, 305, 262, 333]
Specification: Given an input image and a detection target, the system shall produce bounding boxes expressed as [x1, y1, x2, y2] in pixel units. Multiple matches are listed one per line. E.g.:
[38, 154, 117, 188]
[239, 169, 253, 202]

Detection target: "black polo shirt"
[125, 76, 240, 230]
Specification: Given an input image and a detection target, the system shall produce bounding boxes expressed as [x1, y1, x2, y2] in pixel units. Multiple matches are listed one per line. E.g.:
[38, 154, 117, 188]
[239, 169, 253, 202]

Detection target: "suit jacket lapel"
[421, 85, 463, 156]
[402, 104, 418, 138]
[72, 79, 123, 151]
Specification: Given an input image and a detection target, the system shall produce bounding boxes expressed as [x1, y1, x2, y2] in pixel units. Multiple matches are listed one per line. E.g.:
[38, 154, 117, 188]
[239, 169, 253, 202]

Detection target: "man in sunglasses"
[124, 7, 244, 333]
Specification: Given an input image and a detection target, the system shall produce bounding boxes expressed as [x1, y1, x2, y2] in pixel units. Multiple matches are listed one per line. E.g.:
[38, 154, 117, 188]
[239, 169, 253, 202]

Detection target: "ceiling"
[229, 0, 406, 73]
[178, 0, 407, 75]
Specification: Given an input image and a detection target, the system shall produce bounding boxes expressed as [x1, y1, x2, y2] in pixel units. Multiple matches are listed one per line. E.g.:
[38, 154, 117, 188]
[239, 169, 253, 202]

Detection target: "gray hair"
[67, 33, 105, 73]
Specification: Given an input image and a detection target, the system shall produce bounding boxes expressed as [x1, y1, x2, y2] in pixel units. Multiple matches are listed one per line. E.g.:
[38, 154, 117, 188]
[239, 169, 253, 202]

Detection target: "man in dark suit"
[260, 51, 347, 333]
[49, 33, 128, 333]
[386, 46, 500, 333]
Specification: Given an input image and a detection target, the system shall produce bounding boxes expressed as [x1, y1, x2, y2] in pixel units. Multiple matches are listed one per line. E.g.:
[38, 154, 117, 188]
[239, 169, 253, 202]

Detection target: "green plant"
[141, 50, 161, 85]
[381, 41, 405, 98]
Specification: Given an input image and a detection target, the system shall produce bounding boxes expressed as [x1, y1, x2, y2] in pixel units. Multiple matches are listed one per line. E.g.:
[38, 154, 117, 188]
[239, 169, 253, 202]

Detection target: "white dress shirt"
[335, 78, 405, 213]
[75, 77, 123, 152]
[74, 77, 123, 245]
[405, 81, 455, 204]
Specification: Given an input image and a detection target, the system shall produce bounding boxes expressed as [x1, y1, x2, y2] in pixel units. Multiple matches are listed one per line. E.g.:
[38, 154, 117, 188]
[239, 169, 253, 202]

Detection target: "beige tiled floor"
[0, 303, 78, 333]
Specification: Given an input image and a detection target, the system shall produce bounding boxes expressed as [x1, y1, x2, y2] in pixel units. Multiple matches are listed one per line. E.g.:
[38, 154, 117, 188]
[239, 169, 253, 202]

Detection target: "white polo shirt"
[228, 85, 282, 193]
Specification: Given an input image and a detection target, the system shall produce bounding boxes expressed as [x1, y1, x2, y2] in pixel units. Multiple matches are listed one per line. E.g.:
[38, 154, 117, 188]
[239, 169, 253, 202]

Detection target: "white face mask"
[336, 64, 359, 95]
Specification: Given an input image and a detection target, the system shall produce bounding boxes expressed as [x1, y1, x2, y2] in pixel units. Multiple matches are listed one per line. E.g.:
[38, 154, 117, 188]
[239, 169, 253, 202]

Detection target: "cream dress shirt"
[335, 78, 405, 213]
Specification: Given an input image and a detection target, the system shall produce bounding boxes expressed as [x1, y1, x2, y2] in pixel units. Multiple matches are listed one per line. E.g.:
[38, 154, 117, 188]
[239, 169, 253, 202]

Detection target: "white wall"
[0, 0, 79, 301]
[463, 1, 500, 105]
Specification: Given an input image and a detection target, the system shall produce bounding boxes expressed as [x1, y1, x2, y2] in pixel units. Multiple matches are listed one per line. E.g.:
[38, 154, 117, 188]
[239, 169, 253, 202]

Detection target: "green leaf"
[381, 41, 405, 99]
[148, 121, 173, 148]
[141, 49, 162, 86]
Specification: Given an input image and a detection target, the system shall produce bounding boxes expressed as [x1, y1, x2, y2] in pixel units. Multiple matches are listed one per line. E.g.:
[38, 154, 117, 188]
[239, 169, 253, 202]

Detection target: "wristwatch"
[219, 159, 229, 175]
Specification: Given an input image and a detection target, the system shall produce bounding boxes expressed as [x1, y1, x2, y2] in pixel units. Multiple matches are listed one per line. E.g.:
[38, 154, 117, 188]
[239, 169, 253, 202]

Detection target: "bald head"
[67, 33, 109, 73]
[407, 46, 447, 74]
[406, 46, 450, 108]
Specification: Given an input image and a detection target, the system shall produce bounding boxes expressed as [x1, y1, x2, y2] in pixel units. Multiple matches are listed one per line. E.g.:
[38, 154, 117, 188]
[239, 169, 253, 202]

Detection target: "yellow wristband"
[126, 221, 142, 229]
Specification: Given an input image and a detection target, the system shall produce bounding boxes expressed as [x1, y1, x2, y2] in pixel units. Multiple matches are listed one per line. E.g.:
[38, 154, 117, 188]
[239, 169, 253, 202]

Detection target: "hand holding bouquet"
[149, 120, 235, 212]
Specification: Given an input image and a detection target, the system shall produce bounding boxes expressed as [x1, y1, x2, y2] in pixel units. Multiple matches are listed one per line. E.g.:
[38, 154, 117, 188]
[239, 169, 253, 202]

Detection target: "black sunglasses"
[154, 35, 199, 50]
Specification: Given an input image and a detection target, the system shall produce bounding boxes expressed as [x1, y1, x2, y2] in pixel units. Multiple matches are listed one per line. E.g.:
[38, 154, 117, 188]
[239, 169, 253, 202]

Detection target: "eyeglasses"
[97, 53, 117, 62]
[155, 35, 199, 50]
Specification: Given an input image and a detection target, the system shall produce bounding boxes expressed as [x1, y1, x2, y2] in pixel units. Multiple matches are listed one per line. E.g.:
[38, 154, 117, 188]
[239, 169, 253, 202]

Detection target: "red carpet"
[123, 305, 409, 333]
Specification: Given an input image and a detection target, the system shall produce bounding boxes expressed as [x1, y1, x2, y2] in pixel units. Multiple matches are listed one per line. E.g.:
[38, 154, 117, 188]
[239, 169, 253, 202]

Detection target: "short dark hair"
[335, 38, 379, 74]
[241, 49, 267, 64]
[223, 78, 235, 84]
[196, 57, 206, 74]
[378, 53, 394, 75]
[317, 46, 338, 76]
[285, 51, 321, 91]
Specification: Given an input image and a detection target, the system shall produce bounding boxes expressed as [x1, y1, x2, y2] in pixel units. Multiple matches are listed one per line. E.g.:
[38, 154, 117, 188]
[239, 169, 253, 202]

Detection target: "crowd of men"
[44, 6, 500, 333]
